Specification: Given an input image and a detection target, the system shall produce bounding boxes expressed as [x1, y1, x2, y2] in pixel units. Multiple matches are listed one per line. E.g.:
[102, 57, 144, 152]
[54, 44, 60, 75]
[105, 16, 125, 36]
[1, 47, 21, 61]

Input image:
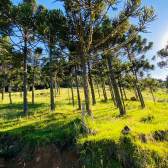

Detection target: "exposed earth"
[0, 146, 81, 168]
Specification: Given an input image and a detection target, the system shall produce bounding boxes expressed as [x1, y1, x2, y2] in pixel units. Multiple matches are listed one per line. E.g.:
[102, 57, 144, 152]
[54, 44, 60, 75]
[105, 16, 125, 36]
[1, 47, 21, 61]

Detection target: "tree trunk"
[128, 52, 145, 108]
[107, 75, 116, 106]
[133, 87, 139, 100]
[8, 85, 12, 104]
[56, 79, 59, 94]
[135, 79, 145, 108]
[108, 56, 126, 116]
[119, 80, 126, 112]
[49, 45, 55, 111]
[68, 87, 70, 104]
[57, 84, 59, 93]
[32, 83, 34, 104]
[81, 53, 92, 116]
[70, 73, 75, 106]
[54, 74, 57, 98]
[88, 62, 96, 105]
[32, 62, 35, 104]
[20, 87, 22, 97]
[150, 87, 156, 104]
[101, 76, 107, 102]
[2, 87, 5, 100]
[23, 31, 28, 114]
[59, 86, 60, 95]
[75, 64, 81, 110]
[96, 80, 101, 98]
[2, 65, 5, 100]
[123, 87, 127, 100]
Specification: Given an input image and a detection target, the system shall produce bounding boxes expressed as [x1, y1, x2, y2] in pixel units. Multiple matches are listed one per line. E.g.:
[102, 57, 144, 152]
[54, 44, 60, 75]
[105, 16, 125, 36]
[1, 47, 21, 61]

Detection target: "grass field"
[0, 87, 168, 167]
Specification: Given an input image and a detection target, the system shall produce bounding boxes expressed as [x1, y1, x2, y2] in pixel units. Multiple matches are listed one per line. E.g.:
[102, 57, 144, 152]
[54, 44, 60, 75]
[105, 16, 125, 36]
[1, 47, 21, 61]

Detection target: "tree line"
[0, 0, 167, 117]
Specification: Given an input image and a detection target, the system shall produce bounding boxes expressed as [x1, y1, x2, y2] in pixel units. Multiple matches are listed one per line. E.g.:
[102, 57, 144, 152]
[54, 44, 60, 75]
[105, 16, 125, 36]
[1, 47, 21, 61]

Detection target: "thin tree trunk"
[150, 87, 156, 104]
[32, 83, 35, 104]
[119, 80, 126, 112]
[2, 86, 5, 100]
[135, 78, 145, 108]
[108, 56, 126, 116]
[49, 45, 55, 111]
[32, 62, 35, 104]
[20, 87, 22, 97]
[57, 85, 59, 93]
[59, 86, 60, 95]
[70, 73, 75, 106]
[107, 75, 116, 106]
[128, 52, 145, 108]
[88, 62, 96, 105]
[133, 87, 139, 100]
[2, 65, 5, 100]
[75, 64, 81, 110]
[68, 87, 70, 104]
[81, 53, 92, 116]
[123, 87, 127, 100]
[54, 74, 57, 98]
[96, 80, 101, 98]
[56, 79, 59, 93]
[8, 85, 12, 104]
[23, 31, 28, 114]
[101, 76, 107, 102]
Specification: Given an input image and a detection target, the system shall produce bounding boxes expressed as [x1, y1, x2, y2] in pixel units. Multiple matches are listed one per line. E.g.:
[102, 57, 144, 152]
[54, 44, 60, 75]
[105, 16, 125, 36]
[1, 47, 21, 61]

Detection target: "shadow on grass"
[0, 103, 47, 120]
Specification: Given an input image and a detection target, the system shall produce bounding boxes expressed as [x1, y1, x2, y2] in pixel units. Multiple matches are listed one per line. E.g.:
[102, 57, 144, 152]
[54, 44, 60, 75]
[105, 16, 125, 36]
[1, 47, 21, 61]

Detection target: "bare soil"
[0, 146, 81, 168]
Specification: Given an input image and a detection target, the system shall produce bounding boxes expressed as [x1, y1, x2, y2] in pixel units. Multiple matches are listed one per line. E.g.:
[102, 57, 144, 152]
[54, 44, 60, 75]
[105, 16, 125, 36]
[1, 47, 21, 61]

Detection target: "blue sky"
[12, 0, 168, 80]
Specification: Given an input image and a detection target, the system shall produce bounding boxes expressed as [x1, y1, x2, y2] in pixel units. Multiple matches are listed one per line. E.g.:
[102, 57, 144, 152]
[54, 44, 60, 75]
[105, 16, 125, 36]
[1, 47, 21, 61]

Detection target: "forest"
[0, 0, 168, 167]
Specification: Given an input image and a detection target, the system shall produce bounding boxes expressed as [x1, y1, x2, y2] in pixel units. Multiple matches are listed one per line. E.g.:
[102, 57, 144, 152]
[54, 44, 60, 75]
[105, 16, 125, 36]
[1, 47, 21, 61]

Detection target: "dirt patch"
[0, 145, 81, 168]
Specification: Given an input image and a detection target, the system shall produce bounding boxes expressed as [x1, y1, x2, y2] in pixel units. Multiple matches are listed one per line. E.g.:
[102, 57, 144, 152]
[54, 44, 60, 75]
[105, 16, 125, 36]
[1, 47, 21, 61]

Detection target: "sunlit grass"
[0, 87, 168, 167]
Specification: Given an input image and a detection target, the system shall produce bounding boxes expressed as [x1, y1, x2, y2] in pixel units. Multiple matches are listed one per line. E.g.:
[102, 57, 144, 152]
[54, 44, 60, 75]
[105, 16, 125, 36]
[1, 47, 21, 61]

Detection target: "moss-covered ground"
[0, 87, 168, 167]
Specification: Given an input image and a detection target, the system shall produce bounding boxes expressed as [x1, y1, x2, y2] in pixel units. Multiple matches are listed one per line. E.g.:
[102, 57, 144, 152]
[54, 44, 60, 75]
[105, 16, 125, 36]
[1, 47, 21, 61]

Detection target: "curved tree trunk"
[81, 53, 92, 116]
[75, 64, 81, 110]
[70, 73, 75, 106]
[88, 62, 96, 105]
[23, 31, 28, 114]
[108, 56, 126, 116]
[49, 45, 55, 111]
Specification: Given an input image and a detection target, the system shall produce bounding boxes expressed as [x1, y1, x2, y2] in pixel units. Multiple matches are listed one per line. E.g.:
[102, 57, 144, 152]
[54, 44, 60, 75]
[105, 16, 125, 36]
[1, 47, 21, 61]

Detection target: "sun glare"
[160, 31, 168, 49]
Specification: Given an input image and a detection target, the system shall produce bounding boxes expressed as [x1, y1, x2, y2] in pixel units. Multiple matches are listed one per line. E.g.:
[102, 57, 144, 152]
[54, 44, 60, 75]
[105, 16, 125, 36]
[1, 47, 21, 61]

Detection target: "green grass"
[0, 87, 168, 167]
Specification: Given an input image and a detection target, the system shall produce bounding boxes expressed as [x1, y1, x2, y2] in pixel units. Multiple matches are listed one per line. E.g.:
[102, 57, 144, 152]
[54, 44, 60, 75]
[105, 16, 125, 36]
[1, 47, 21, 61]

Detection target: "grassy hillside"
[0, 87, 168, 167]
